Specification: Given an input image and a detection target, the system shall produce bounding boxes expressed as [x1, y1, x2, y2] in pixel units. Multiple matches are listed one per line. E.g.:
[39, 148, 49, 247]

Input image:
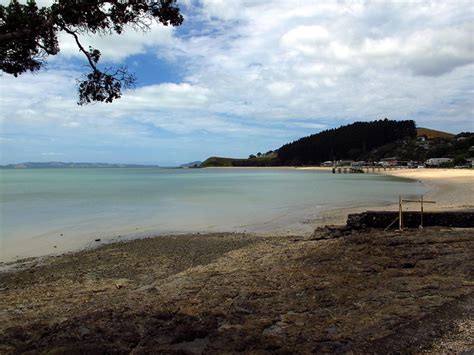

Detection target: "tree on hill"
[0, 0, 183, 104]
[278, 119, 417, 165]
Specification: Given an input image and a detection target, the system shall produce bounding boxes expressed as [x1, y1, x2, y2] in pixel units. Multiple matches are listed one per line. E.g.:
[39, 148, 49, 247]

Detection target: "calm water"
[0, 168, 426, 260]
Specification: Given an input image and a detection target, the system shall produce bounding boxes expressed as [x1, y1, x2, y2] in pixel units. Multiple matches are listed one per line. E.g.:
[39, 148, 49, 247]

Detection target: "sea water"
[0, 168, 427, 261]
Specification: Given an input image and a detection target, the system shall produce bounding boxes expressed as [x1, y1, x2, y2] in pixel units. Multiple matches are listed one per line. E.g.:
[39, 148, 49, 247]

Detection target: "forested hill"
[277, 119, 416, 165]
[200, 119, 471, 167]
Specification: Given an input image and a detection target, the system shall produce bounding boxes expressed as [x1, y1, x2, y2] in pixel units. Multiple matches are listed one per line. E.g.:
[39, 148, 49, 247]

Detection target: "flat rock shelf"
[1, 228, 473, 353]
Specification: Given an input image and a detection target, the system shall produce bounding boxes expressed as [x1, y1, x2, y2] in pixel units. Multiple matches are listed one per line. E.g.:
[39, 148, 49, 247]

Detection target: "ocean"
[0, 167, 427, 261]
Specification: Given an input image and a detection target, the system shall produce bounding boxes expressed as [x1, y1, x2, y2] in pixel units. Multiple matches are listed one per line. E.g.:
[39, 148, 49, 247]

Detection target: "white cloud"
[61, 121, 80, 128]
[166, 0, 473, 127]
[360, 25, 474, 76]
[267, 82, 294, 97]
[281, 25, 330, 48]
[1, 0, 473, 164]
[41, 151, 65, 156]
[56, 22, 176, 63]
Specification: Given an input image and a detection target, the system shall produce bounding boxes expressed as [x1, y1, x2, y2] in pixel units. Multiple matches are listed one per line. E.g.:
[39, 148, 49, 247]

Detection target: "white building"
[321, 161, 334, 167]
[425, 158, 453, 167]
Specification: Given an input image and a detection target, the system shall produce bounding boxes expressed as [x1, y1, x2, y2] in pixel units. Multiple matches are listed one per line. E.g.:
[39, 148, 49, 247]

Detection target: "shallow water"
[0, 167, 427, 261]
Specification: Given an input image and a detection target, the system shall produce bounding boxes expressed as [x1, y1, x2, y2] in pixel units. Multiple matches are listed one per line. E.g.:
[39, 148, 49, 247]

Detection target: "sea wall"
[346, 211, 474, 230]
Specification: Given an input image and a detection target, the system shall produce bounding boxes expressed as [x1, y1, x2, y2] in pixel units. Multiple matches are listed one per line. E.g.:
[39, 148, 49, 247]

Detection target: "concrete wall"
[346, 211, 474, 230]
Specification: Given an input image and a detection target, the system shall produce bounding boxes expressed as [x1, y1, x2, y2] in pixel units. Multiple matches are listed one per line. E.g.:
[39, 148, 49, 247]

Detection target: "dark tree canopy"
[277, 119, 417, 165]
[0, 0, 183, 104]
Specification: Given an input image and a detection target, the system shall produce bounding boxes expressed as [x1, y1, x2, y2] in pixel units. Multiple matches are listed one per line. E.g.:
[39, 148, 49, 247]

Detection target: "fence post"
[399, 195, 403, 231]
[420, 195, 424, 228]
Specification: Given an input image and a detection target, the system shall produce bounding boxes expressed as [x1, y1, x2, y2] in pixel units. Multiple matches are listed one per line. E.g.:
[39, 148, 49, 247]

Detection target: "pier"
[332, 166, 406, 174]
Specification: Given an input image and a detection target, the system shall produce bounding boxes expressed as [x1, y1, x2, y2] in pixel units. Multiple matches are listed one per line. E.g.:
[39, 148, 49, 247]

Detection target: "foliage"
[231, 156, 280, 167]
[0, 0, 183, 104]
[342, 131, 474, 164]
[452, 154, 467, 166]
[200, 155, 280, 168]
[200, 157, 236, 168]
[277, 119, 417, 165]
[200, 121, 472, 168]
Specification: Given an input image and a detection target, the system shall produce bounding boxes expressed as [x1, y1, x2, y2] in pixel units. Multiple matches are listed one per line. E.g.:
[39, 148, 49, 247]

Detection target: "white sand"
[315, 168, 474, 226]
[379, 168, 474, 210]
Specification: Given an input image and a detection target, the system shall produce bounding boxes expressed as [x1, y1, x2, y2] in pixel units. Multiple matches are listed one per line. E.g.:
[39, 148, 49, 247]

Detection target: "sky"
[1, 0, 473, 166]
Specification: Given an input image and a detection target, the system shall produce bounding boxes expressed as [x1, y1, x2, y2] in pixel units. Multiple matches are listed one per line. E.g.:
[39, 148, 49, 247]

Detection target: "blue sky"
[1, 0, 473, 165]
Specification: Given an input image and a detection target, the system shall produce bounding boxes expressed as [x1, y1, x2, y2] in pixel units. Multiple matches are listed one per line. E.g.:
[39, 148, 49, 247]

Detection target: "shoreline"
[1, 169, 473, 352]
[2, 167, 472, 265]
[310, 167, 474, 226]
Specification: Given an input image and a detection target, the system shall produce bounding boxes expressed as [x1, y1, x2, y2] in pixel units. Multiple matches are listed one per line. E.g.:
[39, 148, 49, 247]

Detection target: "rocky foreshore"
[346, 210, 474, 230]
[1, 227, 473, 354]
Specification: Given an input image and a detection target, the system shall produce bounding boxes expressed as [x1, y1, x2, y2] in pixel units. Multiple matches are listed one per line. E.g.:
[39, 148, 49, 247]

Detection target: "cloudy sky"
[1, 0, 473, 165]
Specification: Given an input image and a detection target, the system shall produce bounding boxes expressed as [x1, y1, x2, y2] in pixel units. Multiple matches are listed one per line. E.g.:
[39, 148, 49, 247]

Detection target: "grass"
[417, 127, 455, 139]
[200, 157, 237, 167]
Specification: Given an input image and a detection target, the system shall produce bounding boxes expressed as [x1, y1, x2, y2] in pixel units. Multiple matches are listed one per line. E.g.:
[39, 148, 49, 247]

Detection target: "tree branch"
[1, 0, 183, 103]
[60, 26, 98, 72]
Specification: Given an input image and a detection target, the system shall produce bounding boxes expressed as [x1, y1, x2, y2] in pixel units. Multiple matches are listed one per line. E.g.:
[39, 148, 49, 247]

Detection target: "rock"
[78, 326, 91, 337]
[263, 324, 284, 337]
[114, 278, 130, 289]
[95, 239, 101, 242]
[310, 225, 351, 240]
[233, 305, 252, 314]
[171, 337, 209, 354]
[325, 324, 338, 336]
[218, 323, 243, 332]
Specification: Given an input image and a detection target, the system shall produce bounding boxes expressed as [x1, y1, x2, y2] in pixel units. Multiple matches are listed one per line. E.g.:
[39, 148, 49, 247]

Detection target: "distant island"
[4, 120, 472, 170]
[200, 119, 473, 168]
[180, 161, 202, 168]
[0, 162, 160, 169]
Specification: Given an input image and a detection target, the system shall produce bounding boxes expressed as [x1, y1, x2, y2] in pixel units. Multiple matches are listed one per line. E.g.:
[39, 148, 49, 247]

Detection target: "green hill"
[200, 120, 472, 167]
[278, 119, 416, 165]
[200, 157, 237, 167]
[200, 154, 279, 168]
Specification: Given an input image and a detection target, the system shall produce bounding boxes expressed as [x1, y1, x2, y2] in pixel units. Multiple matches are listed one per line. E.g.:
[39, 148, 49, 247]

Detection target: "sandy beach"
[380, 168, 474, 210]
[314, 168, 474, 226]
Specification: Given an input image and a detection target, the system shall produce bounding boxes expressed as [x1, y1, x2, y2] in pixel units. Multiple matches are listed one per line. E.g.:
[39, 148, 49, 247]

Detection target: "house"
[336, 160, 353, 167]
[407, 161, 421, 168]
[351, 161, 367, 167]
[425, 158, 453, 167]
[380, 157, 399, 166]
[321, 161, 334, 167]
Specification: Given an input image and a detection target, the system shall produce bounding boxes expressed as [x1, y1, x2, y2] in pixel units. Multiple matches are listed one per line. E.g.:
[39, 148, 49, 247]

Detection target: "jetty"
[332, 166, 406, 174]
